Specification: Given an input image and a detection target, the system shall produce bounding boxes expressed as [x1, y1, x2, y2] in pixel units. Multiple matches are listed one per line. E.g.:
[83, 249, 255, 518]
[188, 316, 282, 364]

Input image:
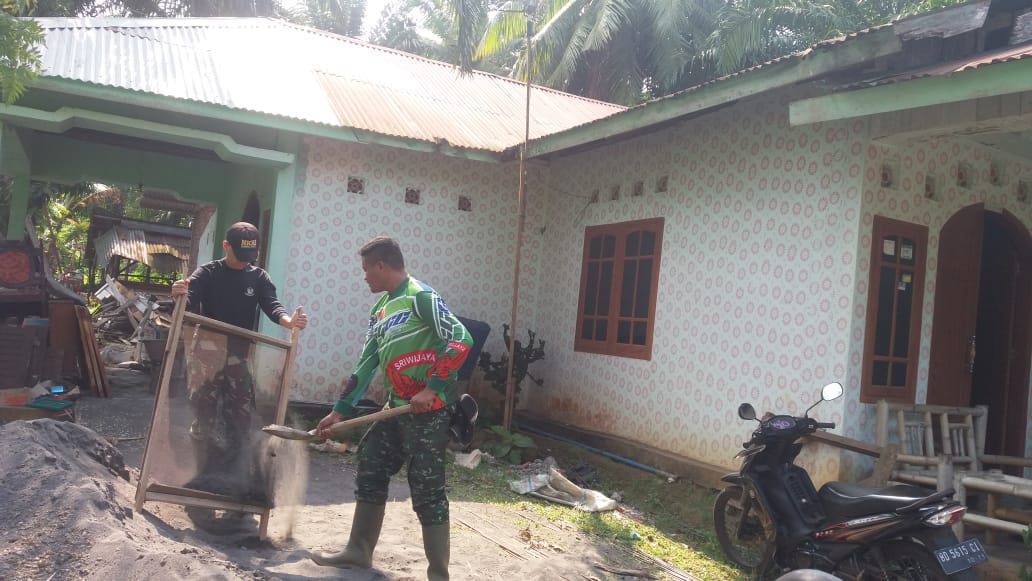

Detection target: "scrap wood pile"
[91, 276, 173, 371]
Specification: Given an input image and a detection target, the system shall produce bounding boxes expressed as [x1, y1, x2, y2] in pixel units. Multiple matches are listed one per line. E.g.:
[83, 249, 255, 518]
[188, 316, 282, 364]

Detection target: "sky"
[360, 0, 393, 38]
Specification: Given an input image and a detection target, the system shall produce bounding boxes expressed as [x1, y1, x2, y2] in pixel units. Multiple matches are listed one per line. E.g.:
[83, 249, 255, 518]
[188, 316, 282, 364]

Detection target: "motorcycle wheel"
[713, 485, 775, 576]
[867, 541, 970, 581]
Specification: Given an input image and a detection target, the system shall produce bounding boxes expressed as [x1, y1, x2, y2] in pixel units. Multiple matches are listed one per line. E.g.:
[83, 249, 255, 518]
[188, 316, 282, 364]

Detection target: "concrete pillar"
[6, 173, 30, 240]
[264, 134, 299, 287]
[1, 124, 31, 240]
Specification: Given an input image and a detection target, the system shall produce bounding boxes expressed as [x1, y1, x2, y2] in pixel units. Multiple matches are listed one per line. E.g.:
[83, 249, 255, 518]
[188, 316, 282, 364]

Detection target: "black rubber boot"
[311, 502, 386, 568]
[422, 523, 450, 580]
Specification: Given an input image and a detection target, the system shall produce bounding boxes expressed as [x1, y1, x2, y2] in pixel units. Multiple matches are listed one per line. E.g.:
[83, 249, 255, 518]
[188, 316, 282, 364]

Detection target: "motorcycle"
[714, 382, 988, 580]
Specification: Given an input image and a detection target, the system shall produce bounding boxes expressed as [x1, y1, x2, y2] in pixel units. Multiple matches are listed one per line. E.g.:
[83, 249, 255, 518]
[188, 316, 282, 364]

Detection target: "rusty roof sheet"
[32, 17, 624, 153]
[94, 226, 189, 272]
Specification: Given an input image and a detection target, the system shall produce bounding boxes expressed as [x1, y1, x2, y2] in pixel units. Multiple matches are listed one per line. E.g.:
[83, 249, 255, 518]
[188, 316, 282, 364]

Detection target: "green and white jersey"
[333, 277, 472, 414]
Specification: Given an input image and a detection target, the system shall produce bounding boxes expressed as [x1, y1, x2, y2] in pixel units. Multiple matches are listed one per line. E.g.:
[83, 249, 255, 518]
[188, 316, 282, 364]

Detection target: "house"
[2, 0, 1031, 485]
[86, 209, 193, 292]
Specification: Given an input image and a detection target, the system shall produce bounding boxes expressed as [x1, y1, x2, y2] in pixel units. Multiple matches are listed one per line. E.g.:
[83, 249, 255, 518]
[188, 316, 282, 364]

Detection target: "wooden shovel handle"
[322, 404, 413, 437]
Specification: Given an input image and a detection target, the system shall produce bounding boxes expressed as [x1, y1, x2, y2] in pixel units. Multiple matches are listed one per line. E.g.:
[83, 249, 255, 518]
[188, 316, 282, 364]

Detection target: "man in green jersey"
[312, 236, 471, 581]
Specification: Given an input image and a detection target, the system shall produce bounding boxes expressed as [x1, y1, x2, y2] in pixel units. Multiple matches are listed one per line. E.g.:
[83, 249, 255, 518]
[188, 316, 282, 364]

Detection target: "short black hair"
[360, 236, 405, 270]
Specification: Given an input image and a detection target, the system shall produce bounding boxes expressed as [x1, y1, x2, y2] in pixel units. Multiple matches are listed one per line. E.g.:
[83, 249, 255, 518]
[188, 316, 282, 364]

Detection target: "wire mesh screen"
[144, 314, 291, 508]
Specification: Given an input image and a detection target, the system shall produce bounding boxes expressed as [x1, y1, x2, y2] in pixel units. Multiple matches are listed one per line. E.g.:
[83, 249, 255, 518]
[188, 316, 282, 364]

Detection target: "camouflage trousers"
[355, 406, 452, 526]
[188, 350, 257, 458]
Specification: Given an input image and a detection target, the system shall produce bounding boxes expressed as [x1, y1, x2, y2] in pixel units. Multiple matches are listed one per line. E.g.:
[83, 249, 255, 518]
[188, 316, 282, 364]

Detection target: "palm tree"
[303, 0, 367, 37]
[468, 0, 969, 105]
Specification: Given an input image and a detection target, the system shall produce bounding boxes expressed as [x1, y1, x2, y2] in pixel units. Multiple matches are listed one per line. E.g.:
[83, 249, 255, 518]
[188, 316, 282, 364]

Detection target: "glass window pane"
[603, 235, 616, 258]
[595, 319, 607, 341]
[891, 362, 908, 387]
[900, 238, 916, 266]
[626, 231, 640, 257]
[590, 236, 602, 259]
[617, 320, 631, 344]
[893, 270, 913, 358]
[633, 321, 647, 345]
[640, 230, 656, 256]
[872, 360, 889, 386]
[635, 259, 653, 318]
[881, 236, 898, 263]
[874, 267, 895, 356]
[598, 262, 613, 316]
[620, 260, 636, 317]
[584, 263, 599, 315]
[581, 318, 593, 340]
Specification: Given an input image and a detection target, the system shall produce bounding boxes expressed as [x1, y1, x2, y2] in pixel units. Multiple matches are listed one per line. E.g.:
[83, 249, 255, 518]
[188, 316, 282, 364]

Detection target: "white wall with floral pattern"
[523, 91, 864, 482]
[279, 137, 538, 403]
[278, 90, 1032, 483]
[851, 138, 1032, 473]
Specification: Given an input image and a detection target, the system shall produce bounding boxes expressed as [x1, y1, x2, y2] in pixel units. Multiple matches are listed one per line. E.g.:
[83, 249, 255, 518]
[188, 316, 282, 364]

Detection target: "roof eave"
[29, 76, 506, 163]
[789, 52, 1032, 126]
[525, 26, 904, 160]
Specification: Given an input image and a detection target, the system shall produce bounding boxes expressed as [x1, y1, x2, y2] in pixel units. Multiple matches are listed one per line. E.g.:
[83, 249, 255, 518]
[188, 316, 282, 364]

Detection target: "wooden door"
[974, 212, 1032, 464]
[927, 205, 985, 407]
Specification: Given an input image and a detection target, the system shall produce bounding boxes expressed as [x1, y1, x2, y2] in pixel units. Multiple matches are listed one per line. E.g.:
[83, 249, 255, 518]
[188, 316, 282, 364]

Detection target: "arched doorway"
[927, 205, 1032, 462]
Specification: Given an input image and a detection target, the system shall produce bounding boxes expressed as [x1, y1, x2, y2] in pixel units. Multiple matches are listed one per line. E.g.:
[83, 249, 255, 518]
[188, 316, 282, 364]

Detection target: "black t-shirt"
[186, 259, 287, 331]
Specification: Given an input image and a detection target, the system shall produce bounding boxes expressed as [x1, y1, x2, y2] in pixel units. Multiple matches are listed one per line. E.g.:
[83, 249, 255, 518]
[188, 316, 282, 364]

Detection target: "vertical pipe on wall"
[503, 14, 534, 430]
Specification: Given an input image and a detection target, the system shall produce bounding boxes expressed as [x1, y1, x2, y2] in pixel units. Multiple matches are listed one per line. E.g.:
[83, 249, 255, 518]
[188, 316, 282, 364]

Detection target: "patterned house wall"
[850, 138, 1032, 470]
[279, 137, 535, 403]
[276, 91, 1032, 482]
[523, 92, 866, 481]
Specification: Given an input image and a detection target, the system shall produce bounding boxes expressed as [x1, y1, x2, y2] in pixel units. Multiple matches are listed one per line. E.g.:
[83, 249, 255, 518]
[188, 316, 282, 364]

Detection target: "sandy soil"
[0, 367, 662, 581]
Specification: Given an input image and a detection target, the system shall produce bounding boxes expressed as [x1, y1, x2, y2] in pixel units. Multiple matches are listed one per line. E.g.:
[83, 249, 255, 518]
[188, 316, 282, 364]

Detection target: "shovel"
[262, 404, 412, 441]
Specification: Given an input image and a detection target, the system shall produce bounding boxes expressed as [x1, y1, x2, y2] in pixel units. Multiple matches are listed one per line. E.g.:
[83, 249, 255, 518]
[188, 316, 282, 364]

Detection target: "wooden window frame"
[574, 217, 664, 360]
[860, 215, 928, 404]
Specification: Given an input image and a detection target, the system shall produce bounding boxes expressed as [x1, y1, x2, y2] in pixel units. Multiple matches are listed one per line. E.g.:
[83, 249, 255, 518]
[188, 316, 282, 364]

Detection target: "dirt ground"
[0, 367, 659, 581]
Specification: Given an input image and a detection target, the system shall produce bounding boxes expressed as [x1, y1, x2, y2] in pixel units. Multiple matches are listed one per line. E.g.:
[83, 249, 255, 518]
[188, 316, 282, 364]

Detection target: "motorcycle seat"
[818, 481, 933, 520]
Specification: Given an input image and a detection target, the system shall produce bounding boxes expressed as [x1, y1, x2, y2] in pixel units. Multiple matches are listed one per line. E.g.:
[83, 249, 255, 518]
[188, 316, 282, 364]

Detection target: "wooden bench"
[875, 400, 1032, 542]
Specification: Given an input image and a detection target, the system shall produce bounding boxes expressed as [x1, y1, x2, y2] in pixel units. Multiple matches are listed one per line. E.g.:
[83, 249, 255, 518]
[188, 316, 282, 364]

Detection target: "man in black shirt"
[171, 222, 307, 502]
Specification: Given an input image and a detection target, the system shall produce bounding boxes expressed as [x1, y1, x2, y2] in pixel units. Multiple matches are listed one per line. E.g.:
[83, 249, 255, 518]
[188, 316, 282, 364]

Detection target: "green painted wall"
[30, 133, 235, 204]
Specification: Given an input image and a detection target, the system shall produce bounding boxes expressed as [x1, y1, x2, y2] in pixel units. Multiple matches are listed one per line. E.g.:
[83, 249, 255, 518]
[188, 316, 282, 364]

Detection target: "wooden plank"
[134, 296, 187, 512]
[273, 328, 299, 424]
[182, 311, 292, 349]
[47, 301, 82, 378]
[145, 491, 266, 514]
[73, 306, 101, 396]
[75, 306, 110, 397]
[804, 430, 883, 457]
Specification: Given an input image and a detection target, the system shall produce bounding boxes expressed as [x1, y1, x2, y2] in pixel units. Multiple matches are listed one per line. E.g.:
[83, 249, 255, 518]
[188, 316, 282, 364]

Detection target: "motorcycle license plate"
[934, 538, 988, 575]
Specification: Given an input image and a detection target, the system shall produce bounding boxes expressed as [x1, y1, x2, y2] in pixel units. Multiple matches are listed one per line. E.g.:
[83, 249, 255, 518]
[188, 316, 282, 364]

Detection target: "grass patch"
[445, 432, 746, 581]
[305, 417, 745, 580]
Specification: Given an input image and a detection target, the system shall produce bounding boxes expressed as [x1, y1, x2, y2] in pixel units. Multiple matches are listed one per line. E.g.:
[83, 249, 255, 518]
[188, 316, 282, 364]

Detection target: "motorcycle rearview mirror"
[821, 382, 844, 401]
[803, 382, 844, 417]
[738, 403, 757, 421]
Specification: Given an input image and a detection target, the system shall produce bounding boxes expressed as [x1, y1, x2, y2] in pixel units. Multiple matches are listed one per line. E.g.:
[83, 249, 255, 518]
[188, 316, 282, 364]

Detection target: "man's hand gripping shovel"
[262, 404, 413, 441]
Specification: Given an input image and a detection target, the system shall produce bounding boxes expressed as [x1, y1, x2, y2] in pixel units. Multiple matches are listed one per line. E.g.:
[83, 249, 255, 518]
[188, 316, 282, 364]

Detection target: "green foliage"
[301, 0, 366, 37]
[0, 7, 44, 105]
[476, 324, 545, 404]
[486, 424, 536, 463]
[459, 0, 972, 105]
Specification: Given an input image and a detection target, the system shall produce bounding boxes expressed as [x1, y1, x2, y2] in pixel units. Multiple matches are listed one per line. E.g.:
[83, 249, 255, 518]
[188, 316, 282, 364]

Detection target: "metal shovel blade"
[261, 404, 412, 441]
[261, 424, 316, 440]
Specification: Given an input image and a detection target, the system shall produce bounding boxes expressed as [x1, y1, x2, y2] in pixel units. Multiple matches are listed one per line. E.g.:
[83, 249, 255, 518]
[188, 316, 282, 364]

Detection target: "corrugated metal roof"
[844, 41, 1032, 89]
[33, 17, 625, 153]
[94, 226, 189, 272]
